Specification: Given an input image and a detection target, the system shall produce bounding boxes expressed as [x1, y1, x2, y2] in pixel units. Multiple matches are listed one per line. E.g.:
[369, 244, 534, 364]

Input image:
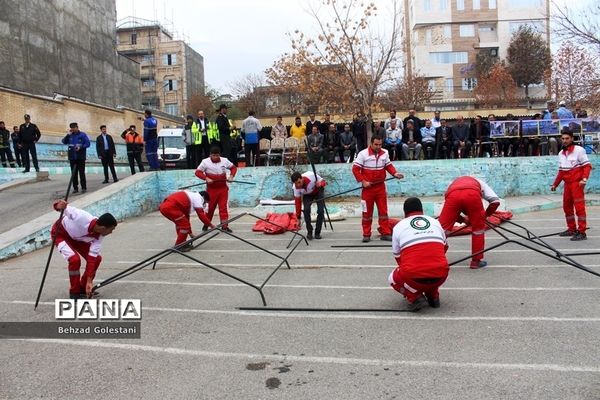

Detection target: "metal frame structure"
[93, 212, 309, 305]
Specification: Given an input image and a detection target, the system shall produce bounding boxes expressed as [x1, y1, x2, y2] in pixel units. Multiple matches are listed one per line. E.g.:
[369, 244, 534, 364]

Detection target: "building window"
[489, 0, 497, 8]
[440, 0, 448, 11]
[443, 25, 452, 39]
[425, 29, 432, 45]
[446, 78, 454, 93]
[164, 104, 179, 116]
[457, 0, 465, 10]
[462, 78, 478, 91]
[428, 79, 436, 92]
[131, 33, 137, 45]
[162, 54, 177, 65]
[163, 79, 177, 91]
[430, 51, 468, 64]
[473, 0, 481, 9]
[424, 0, 432, 11]
[414, 30, 419, 43]
[266, 96, 279, 108]
[142, 55, 154, 63]
[142, 79, 155, 88]
[459, 24, 475, 37]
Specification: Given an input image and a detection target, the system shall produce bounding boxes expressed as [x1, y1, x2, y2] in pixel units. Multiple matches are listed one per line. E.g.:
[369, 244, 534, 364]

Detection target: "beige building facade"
[116, 18, 205, 118]
[404, 0, 550, 110]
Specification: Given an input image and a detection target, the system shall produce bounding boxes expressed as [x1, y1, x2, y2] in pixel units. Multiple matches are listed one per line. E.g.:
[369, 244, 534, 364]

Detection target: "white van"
[158, 128, 187, 168]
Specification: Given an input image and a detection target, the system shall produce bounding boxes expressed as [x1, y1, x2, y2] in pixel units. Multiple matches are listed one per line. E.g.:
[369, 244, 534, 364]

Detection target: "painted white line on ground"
[106, 279, 600, 291]
[9, 301, 600, 323]
[115, 261, 597, 269]
[141, 248, 600, 253]
[12, 338, 600, 373]
[140, 235, 600, 241]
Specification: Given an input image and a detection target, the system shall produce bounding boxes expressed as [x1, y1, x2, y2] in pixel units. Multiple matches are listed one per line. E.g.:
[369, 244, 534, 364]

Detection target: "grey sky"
[116, 0, 313, 94]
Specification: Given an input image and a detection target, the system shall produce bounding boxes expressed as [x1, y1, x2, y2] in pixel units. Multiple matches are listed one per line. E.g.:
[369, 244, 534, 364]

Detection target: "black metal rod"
[311, 177, 396, 204]
[178, 180, 256, 190]
[34, 164, 78, 310]
[304, 138, 333, 231]
[331, 244, 391, 248]
[562, 252, 600, 257]
[237, 307, 412, 312]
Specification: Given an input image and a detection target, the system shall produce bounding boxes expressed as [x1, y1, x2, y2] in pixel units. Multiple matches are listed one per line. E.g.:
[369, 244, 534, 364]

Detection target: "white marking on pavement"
[115, 261, 599, 269]
[11, 338, 600, 373]
[105, 279, 600, 291]
[8, 301, 600, 323]
[141, 248, 600, 253]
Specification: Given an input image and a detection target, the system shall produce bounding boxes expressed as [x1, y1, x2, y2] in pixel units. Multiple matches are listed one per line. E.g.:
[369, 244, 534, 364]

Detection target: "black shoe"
[178, 243, 194, 252]
[72, 188, 79, 193]
[571, 232, 587, 241]
[202, 225, 209, 231]
[22, 170, 29, 173]
[69, 293, 83, 300]
[307, 232, 313, 240]
[426, 296, 440, 308]
[113, 179, 119, 183]
[380, 235, 392, 241]
[362, 236, 371, 243]
[102, 180, 109, 184]
[223, 227, 233, 233]
[559, 229, 576, 237]
[407, 295, 428, 312]
[81, 189, 87, 193]
[314, 234, 322, 240]
[35, 168, 39, 172]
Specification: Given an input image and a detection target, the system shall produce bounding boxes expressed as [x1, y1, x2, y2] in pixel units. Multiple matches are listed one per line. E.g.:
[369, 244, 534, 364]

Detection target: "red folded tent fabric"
[252, 212, 300, 234]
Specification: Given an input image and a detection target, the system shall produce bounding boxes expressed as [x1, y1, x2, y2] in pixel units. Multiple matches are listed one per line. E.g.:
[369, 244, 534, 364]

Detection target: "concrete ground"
[1, 208, 599, 399]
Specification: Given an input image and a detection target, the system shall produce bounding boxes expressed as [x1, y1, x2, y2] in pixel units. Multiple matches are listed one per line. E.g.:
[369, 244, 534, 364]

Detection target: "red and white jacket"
[392, 212, 448, 278]
[292, 171, 325, 216]
[195, 156, 237, 189]
[352, 147, 397, 185]
[446, 176, 501, 216]
[553, 144, 592, 186]
[165, 191, 212, 226]
[56, 205, 104, 257]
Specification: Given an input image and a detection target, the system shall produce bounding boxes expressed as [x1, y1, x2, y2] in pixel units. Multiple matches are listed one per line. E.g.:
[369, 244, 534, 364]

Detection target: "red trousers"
[159, 200, 192, 245]
[207, 187, 230, 228]
[51, 223, 101, 295]
[388, 268, 448, 303]
[563, 181, 587, 232]
[438, 189, 486, 262]
[361, 184, 391, 237]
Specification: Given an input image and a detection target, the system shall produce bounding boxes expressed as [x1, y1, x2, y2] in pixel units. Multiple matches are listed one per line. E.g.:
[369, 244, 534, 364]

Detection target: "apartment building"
[116, 18, 205, 116]
[404, 0, 550, 110]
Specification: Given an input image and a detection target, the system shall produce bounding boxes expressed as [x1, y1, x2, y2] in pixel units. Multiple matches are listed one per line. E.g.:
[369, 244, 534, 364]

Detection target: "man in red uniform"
[438, 176, 500, 269]
[195, 146, 237, 232]
[51, 200, 117, 299]
[291, 171, 326, 240]
[159, 190, 213, 249]
[389, 197, 449, 311]
[551, 127, 592, 241]
[352, 135, 404, 242]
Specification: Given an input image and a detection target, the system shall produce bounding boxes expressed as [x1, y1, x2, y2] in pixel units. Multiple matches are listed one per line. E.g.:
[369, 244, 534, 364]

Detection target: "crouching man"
[51, 200, 117, 299]
[159, 190, 214, 250]
[388, 197, 449, 312]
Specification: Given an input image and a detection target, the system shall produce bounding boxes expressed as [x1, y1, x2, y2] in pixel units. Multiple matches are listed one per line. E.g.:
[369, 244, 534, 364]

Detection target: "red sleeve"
[552, 170, 564, 187]
[84, 255, 102, 277]
[295, 197, 302, 218]
[229, 165, 237, 178]
[384, 162, 397, 176]
[582, 164, 592, 179]
[195, 209, 212, 227]
[195, 169, 207, 180]
[352, 164, 364, 182]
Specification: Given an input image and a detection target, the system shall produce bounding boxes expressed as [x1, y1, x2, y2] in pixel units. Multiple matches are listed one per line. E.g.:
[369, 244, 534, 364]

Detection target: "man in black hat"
[216, 104, 234, 165]
[18, 114, 41, 172]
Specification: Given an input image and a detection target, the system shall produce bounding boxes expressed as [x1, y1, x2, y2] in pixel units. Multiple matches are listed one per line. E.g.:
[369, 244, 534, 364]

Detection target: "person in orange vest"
[438, 176, 500, 269]
[159, 190, 213, 250]
[121, 125, 145, 174]
[551, 127, 593, 241]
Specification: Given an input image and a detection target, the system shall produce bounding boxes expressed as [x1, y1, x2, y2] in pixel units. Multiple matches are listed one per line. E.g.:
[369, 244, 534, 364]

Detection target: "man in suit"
[18, 114, 41, 172]
[96, 125, 119, 183]
[435, 119, 453, 159]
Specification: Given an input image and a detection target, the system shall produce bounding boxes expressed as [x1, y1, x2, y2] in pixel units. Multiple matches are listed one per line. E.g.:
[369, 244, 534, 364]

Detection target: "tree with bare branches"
[473, 63, 519, 108]
[266, 0, 403, 139]
[380, 73, 437, 110]
[227, 73, 268, 115]
[551, 1, 600, 52]
[551, 42, 599, 107]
